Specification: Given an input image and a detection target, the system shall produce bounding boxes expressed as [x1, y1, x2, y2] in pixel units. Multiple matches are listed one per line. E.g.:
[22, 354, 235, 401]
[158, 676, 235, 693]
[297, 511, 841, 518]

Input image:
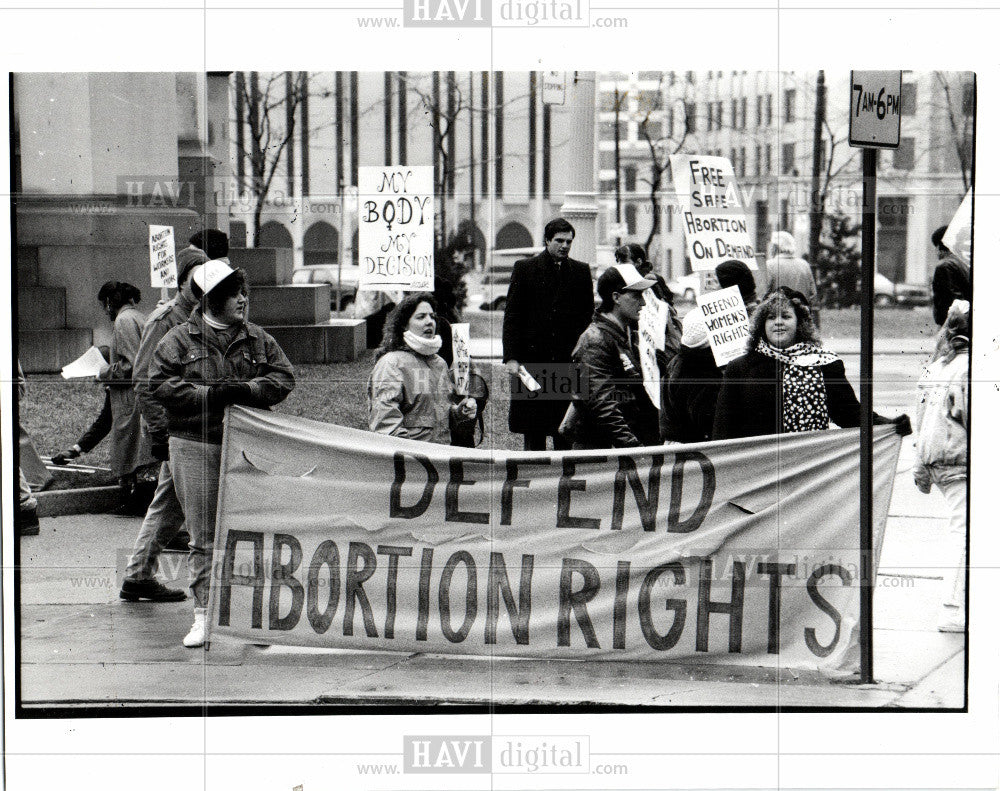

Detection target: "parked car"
[291, 264, 361, 310]
[476, 247, 539, 311]
[874, 273, 930, 307]
[666, 274, 702, 301]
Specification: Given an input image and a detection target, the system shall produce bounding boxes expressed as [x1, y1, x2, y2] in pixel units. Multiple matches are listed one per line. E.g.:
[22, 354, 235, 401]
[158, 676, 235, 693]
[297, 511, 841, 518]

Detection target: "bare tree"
[635, 78, 690, 255]
[933, 71, 974, 191]
[235, 71, 308, 247]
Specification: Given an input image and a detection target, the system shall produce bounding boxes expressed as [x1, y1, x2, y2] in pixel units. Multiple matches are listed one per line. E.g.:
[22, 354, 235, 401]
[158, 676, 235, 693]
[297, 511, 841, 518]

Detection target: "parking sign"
[849, 70, 902, 148]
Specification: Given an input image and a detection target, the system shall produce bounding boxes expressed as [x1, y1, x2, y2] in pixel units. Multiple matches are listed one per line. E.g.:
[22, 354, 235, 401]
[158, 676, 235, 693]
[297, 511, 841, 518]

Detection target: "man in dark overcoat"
[502, 217, 594, 451]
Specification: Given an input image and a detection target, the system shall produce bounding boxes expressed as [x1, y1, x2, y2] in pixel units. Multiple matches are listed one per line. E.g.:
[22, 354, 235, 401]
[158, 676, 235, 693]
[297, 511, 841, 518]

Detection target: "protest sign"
[60, 346, 108, 379]
[637, 291, 668, 409]
[697, 286, 751, 367]
[148, 225, 177, 288]
[358, 166, 435, 292]
[670, 155, 758, 272]
[451, 323, 471, 396]
[942, 188, 973, 265]
[208, 407, 901, 674]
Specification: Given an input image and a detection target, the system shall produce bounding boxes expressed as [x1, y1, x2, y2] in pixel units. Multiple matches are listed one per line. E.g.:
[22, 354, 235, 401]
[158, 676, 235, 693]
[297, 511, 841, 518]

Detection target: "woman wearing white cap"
[561, 263, 659, 449]
[659, 309, 723, 444]
[149, 260, 295, 647]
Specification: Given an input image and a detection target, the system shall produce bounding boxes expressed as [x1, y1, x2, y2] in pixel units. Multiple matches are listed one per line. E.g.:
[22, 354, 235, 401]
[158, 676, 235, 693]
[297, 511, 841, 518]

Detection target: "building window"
[716, 101, 723, 129]
[893, 137, 915, 170]
[765, 144, 772, 173]
[666, 248, 673, 270]
[666, 207, 672, 233]
[784, 89, 796, 122]
[781, 199, 790, 232]
[625, 203, 638, 235]
[900, 83, 917, 116]
[766, 93, 773, 126]
[706, 101, 714, 131]
[730, 99, 737, 129]
[739, 147, 746, 177]
[730, 148, 737, 168]
[756, 95, 763, 127]
[685, 102, 697, 133]
[666, 106, 674, 136]
[739, 97, 747, 129]
[599, 150, 616, 171]
[624, 165, 637, 192]
[755, 144, 762, 176]
[782, 142, 795, 174]
[643, 120, 663, 139]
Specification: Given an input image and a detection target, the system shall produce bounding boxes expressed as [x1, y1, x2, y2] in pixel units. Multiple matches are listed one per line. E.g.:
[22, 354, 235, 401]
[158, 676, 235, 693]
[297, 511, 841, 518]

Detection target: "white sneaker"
[937, 611, 966, 633]
[183, 608, 207, 647]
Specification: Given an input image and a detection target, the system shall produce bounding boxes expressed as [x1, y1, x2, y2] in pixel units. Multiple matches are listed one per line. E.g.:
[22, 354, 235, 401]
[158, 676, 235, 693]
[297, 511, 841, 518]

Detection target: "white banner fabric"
[207, 408, 901, 675]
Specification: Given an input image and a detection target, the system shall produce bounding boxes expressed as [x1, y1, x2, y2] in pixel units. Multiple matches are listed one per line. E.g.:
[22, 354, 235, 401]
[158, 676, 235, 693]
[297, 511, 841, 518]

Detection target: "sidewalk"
[15, 447, 963, 710]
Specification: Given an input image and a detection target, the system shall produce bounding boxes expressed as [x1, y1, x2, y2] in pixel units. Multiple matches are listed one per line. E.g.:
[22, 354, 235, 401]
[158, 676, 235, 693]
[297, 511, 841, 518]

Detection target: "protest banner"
[670, 155, 758, 272]
[148, 225, 177, 288]
[697, 286, 751, 367]
[637, 291, 668, 409]
[358, 166, 435, 292]
[942, 188, 973, 265]
[451, 323, 471, 396]
[207, 408, 901, 674]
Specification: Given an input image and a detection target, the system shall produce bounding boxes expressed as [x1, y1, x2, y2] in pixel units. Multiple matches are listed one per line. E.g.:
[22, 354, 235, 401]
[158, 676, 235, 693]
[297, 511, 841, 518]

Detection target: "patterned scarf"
[756, 340, 839, 433]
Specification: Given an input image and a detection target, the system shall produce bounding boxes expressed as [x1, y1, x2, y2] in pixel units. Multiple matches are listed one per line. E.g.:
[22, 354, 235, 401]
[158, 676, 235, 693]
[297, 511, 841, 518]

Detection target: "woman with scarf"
[368, 293, 477, 445]
[712, 289, 909, 440]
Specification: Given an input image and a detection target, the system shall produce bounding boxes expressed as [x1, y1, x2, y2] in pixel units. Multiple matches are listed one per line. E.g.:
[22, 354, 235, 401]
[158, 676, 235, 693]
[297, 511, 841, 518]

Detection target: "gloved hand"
[207, 382, 253, 410]
[151, 441, 169, 462]
[913, 465, 932, 494]
[893, 414, 912, 437]
[51, 447, 81, 466]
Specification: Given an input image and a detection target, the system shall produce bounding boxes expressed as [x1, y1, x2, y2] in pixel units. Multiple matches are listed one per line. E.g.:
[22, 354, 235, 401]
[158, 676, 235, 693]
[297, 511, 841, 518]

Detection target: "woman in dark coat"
[660, 309, 723, 443]
[712, 289, 906, 440]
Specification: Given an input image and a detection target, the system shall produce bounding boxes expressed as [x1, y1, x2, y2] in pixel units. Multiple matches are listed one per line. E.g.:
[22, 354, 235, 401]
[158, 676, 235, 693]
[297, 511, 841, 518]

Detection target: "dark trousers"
[523, 432, 571, 452]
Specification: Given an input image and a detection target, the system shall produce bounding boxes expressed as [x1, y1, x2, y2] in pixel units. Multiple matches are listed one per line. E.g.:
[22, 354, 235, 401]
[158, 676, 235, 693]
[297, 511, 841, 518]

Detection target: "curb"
[35, 485, 122, 517]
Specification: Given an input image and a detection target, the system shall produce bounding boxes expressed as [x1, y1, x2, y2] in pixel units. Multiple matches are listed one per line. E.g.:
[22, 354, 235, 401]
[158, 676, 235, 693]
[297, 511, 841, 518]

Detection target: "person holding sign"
[930, 225, 971, 328]
[712, 289, 909, 440]
[561, 264, 659, 449]
[368, 293, 477, 446]
[503, 218, 594, 451]
[660, 310, 724, 444]
[150, 260, 296, 647]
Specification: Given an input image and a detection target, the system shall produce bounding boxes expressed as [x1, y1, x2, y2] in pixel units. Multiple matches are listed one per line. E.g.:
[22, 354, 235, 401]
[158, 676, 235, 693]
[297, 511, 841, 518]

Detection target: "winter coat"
[712, 347, 886, 440]
[368, 349, 467, 445]
[502, 249, 594, 434]
[765, 254, 818, 305]
[932, 254, 971, 326]
[913, 349, 968, 486]
[150, 309, 295, 445]
[98, 305, 153, 476]
[660, 345, 723, 443]
[133, 291, 199, 446]
[568, 314, 659, 449]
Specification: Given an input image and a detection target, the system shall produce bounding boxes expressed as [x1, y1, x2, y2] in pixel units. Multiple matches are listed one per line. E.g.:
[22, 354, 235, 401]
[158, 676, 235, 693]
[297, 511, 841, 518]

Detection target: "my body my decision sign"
[849, 71, 902, 148]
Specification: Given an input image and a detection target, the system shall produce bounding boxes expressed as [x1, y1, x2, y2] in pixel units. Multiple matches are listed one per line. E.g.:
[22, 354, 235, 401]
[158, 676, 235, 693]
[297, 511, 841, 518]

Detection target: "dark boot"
[119, 578, 186, 602]
[18, 509, 40, 536]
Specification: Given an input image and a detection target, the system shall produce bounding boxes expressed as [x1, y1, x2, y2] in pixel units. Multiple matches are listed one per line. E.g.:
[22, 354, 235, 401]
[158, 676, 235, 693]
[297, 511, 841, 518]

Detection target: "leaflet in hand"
[61, 346, 109, 379]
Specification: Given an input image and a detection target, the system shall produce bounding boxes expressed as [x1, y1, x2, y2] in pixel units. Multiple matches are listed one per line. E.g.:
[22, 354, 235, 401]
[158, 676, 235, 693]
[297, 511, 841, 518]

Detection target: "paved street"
[15, 435, 964, 710]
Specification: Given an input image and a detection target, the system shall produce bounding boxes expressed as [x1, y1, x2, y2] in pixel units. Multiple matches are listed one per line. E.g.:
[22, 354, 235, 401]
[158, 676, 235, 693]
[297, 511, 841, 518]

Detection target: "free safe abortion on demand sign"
[670, 154, 758, 273]
[206, 408, 902, 674]
[358, 166, 435, 292]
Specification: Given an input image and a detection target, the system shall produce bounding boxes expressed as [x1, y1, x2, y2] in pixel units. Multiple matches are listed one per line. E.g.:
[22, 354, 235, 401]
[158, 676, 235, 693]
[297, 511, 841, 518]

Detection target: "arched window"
[495, 221, 533, 250]
[258, 221, 293, 249]
[303, 221, 339, 267]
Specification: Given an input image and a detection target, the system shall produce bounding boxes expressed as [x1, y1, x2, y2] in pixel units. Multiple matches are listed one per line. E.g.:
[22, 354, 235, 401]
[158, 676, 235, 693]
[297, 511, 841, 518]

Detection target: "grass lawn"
[20, 302, 937, 488]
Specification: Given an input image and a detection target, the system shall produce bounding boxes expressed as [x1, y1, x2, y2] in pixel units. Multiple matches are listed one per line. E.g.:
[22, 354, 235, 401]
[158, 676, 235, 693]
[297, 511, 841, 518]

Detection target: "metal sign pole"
[859, 147, 877, 685]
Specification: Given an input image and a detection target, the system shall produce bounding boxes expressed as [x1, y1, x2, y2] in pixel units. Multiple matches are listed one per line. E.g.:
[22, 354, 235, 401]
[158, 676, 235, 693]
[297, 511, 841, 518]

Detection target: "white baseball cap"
[192, 258, 235, 297]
